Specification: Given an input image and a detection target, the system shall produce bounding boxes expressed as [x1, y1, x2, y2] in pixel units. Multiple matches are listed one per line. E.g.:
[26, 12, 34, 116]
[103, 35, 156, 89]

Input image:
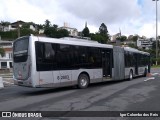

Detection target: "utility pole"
[153, 0, 159, 65]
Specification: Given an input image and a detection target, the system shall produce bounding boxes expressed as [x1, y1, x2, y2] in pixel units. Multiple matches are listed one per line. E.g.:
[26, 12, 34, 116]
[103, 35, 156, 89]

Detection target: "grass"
[151, 65, 160, 68]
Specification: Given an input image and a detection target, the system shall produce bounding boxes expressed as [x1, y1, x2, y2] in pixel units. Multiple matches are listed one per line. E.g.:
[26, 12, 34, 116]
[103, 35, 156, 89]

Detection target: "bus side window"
[44, 43, 55, 60]
[35, 42, 44, 62]
[35, 42, 56, 71]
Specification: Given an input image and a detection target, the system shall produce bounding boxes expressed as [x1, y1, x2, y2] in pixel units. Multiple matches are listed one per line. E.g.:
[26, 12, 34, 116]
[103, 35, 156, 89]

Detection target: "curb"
[147, 73, 152, 77]
[0, 77, 4, 89]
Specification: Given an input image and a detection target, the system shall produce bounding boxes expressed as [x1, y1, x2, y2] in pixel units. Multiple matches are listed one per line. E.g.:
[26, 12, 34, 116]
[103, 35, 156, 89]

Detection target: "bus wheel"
[78, 74, 89, 89]
[129, 70, 133, 80]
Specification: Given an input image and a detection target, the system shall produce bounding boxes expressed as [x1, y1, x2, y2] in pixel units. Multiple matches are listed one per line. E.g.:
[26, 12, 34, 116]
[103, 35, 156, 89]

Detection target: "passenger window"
[44, 43, 55, 60]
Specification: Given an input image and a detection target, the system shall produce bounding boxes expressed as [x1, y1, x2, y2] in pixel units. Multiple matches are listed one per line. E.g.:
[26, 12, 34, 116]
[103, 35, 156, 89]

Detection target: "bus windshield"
[13, 37, 29, 63]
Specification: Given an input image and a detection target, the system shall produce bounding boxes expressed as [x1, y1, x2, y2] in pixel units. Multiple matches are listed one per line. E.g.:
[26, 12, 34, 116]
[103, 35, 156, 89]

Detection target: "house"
[59, 23, 78, 37]
[9, 20, 25, 31]
[0, 20, 37, 32]
[39, 29, 44, 34]
[111, 33, 121, 42]
[0, 40, 13, 69]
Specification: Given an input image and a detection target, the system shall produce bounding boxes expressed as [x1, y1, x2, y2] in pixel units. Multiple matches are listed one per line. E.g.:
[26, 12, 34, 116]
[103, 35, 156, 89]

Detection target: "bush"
[0, 30, 17, 40]
[151, 57, 160, 65]
[0, 29, 38, 40]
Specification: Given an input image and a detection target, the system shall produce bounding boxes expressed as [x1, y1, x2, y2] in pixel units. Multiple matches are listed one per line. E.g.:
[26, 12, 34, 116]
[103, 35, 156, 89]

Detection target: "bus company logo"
[57, 75, 70, 80]
[57, 76, 60, 80]
[2, 112, 11, 117]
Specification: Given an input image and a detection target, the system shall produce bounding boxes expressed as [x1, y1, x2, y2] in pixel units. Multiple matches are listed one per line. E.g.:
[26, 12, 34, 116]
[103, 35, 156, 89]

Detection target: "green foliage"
[152, 41, 160, 50]
[151, 65, 160, 68]
[127, 43, 138, 49]
[82, 27, 90, 37]
[44, 19, 51, 28]
[128, 35, 133, 41]
[0, 28, 37, 40]
[116, 35, 127, 42]
[91, 33, 107, 44]
[21, 23, 30, 29]
[57, 29, 69, 38]
[20, 28, 37, 36]
[0, 48, 5, 57]
[44, 27, 69, 38]
[44, 27, 57, 37]
[53, 24, 58, 29]
[99, 23, 108, 36]
[1, 21, 10, 26]
[151, 57, 160, 65]
[97, 23, 109, 43]
[0, 30, 18, 40]
[132, 35, 138, 41]
[127, 35, 138, 41]
[37, 24, 44, 30]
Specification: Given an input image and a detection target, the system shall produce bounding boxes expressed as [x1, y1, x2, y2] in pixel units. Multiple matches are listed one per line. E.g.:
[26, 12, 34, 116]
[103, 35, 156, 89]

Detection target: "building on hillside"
[39, 29, 44, 34]
[0, 20, 37, 32]
[111, 33, 121, 42]
[9, 20, 25, 31]
[0, 40, 13, 69]
[137, 38, 154, 50]
[59, 22, 78, 37]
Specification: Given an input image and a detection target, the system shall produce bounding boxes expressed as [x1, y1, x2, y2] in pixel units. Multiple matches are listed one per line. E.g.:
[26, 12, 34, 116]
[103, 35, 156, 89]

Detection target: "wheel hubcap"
[81, 78, 87, 86]
[130, 73, 133, 79]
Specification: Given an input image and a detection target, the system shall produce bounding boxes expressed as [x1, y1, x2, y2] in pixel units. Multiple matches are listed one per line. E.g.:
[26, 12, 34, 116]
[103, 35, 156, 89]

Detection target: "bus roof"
[32, 36, 113, 49]
[124, 47, 150, 55]
[15, 35, 150, 55]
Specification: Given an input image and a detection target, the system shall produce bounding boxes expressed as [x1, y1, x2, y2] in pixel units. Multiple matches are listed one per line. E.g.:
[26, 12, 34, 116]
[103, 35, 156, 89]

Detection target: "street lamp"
[153, 0, 159, 65]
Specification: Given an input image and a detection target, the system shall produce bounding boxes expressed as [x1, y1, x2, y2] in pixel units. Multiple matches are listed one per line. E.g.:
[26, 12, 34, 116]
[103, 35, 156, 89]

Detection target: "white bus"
[13, 35, 150, 88]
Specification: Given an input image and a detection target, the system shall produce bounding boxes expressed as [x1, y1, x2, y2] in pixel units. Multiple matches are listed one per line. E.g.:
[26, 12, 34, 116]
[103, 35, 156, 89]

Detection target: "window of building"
[1, 62, 7, 68]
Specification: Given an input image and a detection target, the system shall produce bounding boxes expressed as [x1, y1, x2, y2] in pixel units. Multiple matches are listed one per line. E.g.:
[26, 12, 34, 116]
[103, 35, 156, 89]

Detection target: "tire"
[78, 74, 89, 89]
[129, 70, 133, 80]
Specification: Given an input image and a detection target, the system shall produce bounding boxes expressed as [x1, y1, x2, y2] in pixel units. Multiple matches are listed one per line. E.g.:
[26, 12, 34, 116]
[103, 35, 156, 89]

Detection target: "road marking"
[151, 73, 159, 76]
[144, 77, 155, 82]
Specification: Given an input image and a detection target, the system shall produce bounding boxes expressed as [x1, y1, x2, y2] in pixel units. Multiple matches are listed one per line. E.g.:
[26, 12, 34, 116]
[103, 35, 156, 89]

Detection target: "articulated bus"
[13, 35, 150, 88]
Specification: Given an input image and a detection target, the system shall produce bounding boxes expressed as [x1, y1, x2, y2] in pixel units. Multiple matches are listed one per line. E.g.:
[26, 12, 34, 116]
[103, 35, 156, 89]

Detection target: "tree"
[57, 29, 69, 38]
[53, 24, 58, 29]
[1, 21, 10, 26]
[127, 43, 138, 49]
[21, 23, 30, 29]
[82, 27, 90, 37]
[99, 23, 108, 35]
[20, 28, 36, 36]
[132, 35, 138, 41]
[44, 27, 57, 38]
[98, 23, 109, 43]
[37, 24, 44, 30]
[44, 19, 51, 28]
[116, 35, 127, 42]
[44, 27, 69, 38]
[91, 33, 107, 44]
[1, 21, 10, 31]
[128, 35, 133, 41]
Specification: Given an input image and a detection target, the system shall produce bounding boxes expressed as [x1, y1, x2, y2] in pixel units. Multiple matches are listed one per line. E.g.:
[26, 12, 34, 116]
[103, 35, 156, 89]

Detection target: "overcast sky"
[0, 0, 160, 38]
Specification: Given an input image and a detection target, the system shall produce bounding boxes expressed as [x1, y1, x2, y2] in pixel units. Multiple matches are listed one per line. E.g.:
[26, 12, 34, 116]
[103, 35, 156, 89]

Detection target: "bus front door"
[102, 51, 111, 78]
[135, 54, 138, 75]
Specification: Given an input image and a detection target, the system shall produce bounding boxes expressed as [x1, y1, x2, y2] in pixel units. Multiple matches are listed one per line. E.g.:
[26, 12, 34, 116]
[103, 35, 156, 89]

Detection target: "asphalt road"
[0, 68, 160, 120]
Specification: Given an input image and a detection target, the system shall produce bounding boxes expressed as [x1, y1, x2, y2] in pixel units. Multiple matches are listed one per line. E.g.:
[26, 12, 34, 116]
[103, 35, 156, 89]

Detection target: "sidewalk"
[0, 72, 14, 87]
[3, 78, 14, 87]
